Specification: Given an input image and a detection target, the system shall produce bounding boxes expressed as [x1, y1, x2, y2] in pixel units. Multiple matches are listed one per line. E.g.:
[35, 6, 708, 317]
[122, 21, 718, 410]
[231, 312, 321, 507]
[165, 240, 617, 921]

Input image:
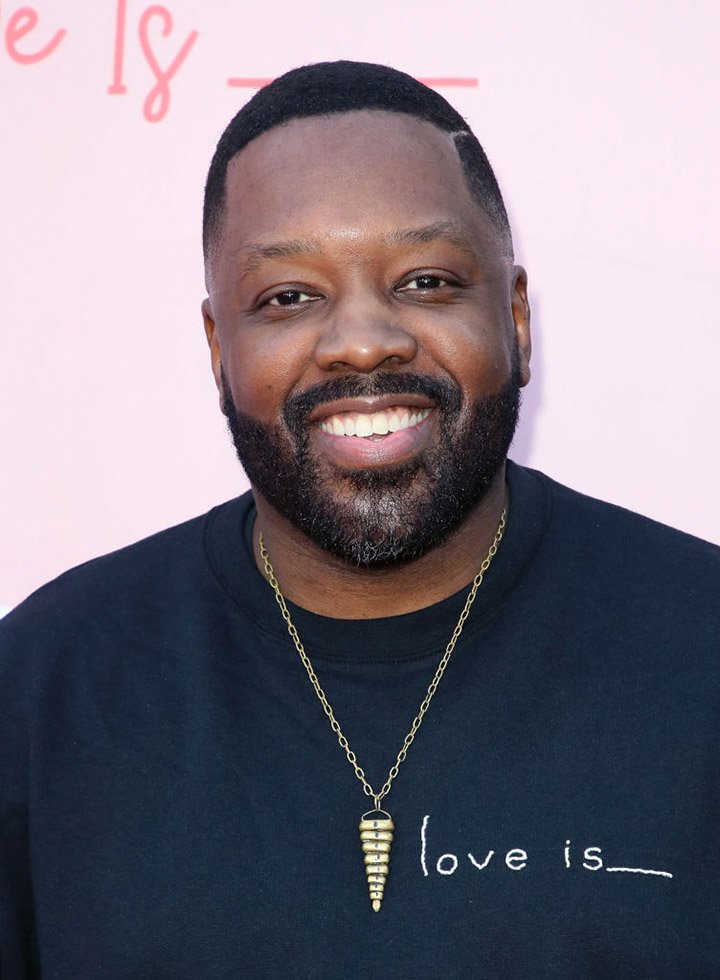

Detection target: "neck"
[252, 465, 508, 619]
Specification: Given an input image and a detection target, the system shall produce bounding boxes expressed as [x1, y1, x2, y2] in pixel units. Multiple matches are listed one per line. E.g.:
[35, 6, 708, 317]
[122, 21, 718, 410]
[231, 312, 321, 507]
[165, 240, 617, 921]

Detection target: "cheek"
[219, 326, 312, 422]
[422, 310, 515, 399]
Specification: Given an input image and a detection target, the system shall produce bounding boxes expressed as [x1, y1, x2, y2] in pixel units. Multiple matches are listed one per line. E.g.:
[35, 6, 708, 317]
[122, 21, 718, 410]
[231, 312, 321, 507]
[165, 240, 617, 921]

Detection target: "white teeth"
[319, 407, 430, 438]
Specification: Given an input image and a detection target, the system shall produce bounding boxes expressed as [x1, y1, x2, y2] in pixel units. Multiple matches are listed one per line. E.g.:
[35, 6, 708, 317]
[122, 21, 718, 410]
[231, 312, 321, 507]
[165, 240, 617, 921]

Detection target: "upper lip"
[308, 393, 436, 423]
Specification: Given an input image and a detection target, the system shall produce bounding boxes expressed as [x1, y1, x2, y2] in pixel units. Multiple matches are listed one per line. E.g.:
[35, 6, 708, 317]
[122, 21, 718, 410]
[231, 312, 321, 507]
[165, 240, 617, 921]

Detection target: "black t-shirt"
[1, 462, 718, 978]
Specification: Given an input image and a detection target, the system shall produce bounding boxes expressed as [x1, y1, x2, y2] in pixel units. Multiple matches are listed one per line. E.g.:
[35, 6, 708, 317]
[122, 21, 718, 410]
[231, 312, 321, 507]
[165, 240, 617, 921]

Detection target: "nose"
[313, 293, 417, 373]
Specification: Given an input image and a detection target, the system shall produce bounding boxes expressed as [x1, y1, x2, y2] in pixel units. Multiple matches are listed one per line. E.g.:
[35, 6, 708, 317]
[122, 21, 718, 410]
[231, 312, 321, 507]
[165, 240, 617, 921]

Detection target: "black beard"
[221, 365, 521, 568]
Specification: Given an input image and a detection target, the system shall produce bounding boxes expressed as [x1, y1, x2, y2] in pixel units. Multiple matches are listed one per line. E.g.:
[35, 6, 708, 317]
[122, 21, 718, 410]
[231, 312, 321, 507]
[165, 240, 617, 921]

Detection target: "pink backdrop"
[2, 0, 719, 612]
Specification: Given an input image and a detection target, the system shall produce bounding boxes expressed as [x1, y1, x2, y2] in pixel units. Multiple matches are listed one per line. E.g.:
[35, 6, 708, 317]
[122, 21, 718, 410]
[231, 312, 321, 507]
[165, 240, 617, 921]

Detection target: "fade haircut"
[202, 60, 513, 260]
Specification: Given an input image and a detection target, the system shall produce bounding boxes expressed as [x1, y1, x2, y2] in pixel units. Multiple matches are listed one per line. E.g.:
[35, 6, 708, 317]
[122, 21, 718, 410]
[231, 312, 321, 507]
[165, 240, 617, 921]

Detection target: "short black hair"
[202, 60, 512, 259]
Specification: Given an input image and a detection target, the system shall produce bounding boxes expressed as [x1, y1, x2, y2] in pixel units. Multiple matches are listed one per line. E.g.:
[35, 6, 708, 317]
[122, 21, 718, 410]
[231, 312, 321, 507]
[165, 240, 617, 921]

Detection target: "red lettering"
[107, 0, 128, 94]
[5, 6, 65, 65]
[138, 5, 198, 123]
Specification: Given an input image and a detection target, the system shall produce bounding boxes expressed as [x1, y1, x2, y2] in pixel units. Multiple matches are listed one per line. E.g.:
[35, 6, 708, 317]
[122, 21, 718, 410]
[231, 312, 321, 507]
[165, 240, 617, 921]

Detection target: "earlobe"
[511, 266, 532, 387]
[201, 297, 224, 396]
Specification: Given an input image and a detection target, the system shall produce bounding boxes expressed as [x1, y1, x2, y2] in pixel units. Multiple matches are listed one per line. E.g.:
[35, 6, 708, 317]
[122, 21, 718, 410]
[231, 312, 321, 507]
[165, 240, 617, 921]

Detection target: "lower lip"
[312, 414, 434, 468]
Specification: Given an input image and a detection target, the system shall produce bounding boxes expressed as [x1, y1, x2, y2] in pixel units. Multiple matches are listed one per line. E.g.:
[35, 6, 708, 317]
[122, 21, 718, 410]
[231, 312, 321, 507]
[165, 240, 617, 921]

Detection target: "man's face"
[203, 110, 531, 566]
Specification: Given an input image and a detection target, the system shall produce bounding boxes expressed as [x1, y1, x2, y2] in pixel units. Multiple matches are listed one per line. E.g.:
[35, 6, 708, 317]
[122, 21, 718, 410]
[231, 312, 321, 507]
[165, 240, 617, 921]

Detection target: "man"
[1, 61, 718, 978]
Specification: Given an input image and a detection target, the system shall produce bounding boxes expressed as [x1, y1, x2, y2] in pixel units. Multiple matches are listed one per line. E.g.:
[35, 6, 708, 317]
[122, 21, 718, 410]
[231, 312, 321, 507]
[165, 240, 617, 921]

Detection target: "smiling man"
[1, 62, 718, 979]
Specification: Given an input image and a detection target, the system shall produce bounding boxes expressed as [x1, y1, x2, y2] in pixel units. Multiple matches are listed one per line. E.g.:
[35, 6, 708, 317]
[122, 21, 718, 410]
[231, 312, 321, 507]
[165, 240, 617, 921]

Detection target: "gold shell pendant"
[359, 810, 395, 912]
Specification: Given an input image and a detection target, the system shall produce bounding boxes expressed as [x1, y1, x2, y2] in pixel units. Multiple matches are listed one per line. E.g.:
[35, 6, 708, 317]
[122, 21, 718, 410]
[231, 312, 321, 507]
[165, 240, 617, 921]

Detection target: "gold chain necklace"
[259, 508, 506, 912]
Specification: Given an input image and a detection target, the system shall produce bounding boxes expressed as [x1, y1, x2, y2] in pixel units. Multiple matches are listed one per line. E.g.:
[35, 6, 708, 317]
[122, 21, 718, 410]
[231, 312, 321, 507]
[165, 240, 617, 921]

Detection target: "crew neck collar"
[204, 460, 550, 664]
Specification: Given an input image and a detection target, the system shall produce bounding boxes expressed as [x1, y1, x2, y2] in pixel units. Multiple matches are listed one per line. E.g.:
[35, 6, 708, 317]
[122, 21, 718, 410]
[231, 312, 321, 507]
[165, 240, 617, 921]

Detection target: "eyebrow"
[237, 238, 320, 280]
[383, 220, 479, 259]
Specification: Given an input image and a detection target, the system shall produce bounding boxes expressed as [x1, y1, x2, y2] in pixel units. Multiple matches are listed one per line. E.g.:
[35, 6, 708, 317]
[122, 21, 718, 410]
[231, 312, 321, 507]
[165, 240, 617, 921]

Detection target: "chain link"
[260, 508, 506, 808]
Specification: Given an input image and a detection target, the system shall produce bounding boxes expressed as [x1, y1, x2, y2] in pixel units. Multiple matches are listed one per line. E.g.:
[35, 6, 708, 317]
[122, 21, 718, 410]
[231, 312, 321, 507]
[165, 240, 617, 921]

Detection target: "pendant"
[359, 809, 395, 911]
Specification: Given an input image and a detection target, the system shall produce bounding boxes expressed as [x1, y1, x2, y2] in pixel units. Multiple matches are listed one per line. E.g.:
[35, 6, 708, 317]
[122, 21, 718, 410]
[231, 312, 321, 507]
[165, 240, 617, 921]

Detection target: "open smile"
[310, 397, 436, 468]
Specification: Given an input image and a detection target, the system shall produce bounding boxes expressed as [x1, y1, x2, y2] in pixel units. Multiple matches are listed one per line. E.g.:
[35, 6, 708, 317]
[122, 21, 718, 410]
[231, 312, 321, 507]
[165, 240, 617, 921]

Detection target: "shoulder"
[530, 465, 720, 567]
[505, 464, 719, 699]
[511, 463, 720, 628]
[0, 494, 252, 660]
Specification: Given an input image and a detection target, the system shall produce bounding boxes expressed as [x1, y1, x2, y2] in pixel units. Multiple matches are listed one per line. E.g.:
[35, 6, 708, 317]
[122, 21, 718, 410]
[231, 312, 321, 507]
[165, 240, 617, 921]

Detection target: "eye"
[267, 288, 318, 307]
[398, 274, 451, 292]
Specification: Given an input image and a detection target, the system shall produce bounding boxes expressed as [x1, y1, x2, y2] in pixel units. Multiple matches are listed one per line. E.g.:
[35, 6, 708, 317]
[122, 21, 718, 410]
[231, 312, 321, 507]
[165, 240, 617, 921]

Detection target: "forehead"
[217, 111, 499, 256]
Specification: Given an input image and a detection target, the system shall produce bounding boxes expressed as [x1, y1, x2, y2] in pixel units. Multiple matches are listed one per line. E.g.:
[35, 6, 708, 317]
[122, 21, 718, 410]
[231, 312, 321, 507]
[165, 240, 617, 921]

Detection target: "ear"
[511, 266, 532, 387]
[202, 298, 224, 402]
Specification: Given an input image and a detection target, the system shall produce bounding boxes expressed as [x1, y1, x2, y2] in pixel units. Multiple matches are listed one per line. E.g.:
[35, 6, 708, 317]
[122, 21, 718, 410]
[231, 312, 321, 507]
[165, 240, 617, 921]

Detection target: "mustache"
[282, 372, 463, 438]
